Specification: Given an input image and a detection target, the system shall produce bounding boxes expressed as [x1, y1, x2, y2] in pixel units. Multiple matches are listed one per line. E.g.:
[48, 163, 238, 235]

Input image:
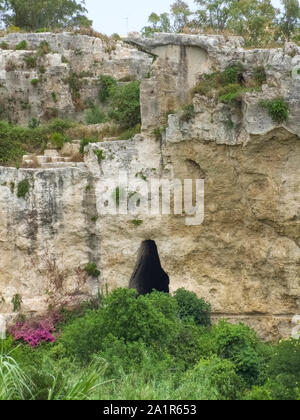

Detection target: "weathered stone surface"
[0, 167, 99, 321]
[0, 32, 151, 124]
[0, 33, 299, 340]
[128, 33, 300, 140]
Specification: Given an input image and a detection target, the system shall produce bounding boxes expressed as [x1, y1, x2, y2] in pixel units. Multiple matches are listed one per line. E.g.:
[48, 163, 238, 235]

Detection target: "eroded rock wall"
[0, 33, 299, 340]
[0, 165, 100, 322]
[0, 32, 151, 123]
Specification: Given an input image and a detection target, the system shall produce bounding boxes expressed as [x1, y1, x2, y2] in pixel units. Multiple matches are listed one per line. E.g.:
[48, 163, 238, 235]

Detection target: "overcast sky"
[85, 0, 283, 36]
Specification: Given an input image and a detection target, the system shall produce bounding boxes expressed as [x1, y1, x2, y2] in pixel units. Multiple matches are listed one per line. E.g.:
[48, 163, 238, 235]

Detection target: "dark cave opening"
[129, 240, 170, 295]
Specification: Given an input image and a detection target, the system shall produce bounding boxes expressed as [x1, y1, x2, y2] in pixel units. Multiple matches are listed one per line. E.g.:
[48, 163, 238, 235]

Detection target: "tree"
[278, 0, 300, 41]
[171, 0, 192, 32]
[226, 0, 278, 46]
[194, 0, 234, 31]
[1, 0, 92, 30]
[142, 1, 192, 36]
[194, 0, 278, 45]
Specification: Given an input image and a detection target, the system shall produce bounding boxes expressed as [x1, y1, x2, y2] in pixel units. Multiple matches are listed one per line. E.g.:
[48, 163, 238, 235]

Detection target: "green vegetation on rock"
[17, 179, 30, 199]
[0, 119, 75, 166]
[192, 64, 264, 105]
[260, 97, 289, 123]
[0, 288, 298, 400]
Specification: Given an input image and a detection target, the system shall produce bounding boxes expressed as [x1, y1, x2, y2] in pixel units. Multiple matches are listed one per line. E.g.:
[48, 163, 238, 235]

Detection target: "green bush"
[260, 97, 289, 123]
[17, 180, 30, 199]
[49, 132, 65, 149]
[108, 81, 141, 129]
[16, 40, 28, 50]
[61, 289, 180, 362]
[174, 288, 211, 326]
[174, 357, 243, 400]
[266, 339, 300, 400]
[220, 63, 245, 85]
[213, 321, 267, 386]
[84, 263, 100, 278]
[101, 289, 179, 349]
[86, 106, 107, 125]
[2, 288, 300, 400]
[98, 335, 174, 379]
[31, 78, 40, 87]
[98, 75, 118, 103]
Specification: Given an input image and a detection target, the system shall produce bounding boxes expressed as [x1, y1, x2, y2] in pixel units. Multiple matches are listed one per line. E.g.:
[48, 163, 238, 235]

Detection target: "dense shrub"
[108, 81, 141, 129]
[86, 106, 107, 125]
[265, 339, 300, 400]
[1, 288, 299, 400]
[49, 132, 65, 149]
[174, 357, 243, 400]
[174, 288, 211, 326]
[98, 75, 118, 103]
[61, 289, 180, 362]
[212, 322, 268, 386]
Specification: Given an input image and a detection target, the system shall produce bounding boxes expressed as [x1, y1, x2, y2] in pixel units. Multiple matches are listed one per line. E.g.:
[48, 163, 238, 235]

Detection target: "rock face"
[0, 32, 151, 124]
[0, 33, 299, 340]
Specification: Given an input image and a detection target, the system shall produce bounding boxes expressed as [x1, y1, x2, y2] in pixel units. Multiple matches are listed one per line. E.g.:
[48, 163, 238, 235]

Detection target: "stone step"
[40, 162, 86, 169]
[23, 159, 35, 167]
[61, 142, 80, 156]
[36, 156, 51, 165]
[44, 150, 60, 158]
[51, 157, 65, 163]
[22, 154, 34, 161]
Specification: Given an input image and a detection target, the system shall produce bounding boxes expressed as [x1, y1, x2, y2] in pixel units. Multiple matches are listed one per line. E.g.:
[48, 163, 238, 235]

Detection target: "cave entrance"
[129, 240, 170, 295]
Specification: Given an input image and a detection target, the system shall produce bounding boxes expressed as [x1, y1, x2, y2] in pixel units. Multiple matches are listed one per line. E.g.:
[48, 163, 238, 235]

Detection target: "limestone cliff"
[0, 33, 299, 340]
[0, 32, 151, 123]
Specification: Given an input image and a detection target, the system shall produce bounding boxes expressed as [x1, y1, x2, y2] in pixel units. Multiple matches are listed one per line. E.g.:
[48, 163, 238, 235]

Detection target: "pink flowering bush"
[9, 312, 62, 348]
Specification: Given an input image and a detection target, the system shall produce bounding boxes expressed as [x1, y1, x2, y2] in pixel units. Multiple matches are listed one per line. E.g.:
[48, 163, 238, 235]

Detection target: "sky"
[85, 0, 283, 36]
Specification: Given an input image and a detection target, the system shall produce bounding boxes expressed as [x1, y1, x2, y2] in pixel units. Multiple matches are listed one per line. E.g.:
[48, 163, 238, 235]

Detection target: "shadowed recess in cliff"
[129, 240, 170, 295]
